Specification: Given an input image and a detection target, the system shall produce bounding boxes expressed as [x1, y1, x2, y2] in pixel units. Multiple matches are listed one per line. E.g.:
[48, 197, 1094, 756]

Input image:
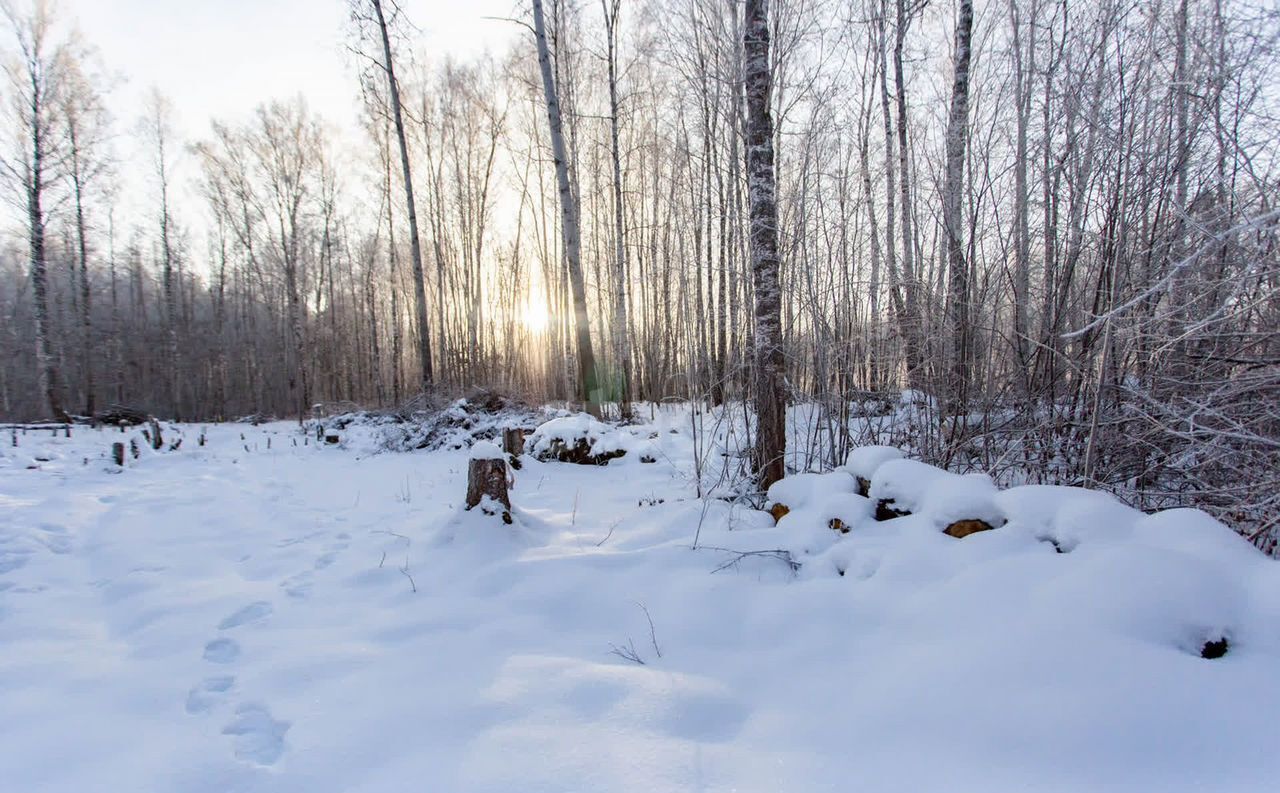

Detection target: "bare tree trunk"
[943, 0, 975, 409]
[744, 0, 786, 491]
[14, 8, 70, 422]
[893, 0, 923, 386]
[603, 0, 632, 419]
[370, 0, 433, 390]
[149, 94, 182, 419]
[68, 121, 94, 416]
[532, 0, 601, 417]
[1010, 0, 1034, 394]
[28, 132, 66, 422]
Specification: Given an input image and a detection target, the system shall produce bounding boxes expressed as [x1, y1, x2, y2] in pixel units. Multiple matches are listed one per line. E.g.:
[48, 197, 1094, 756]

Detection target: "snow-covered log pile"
[771, 448, 1005, 538]
[749, 445, 1273, 664]
[766, 442, 1274, 554]
[310, 393, 540, 454]
[527, 414, 658, 465]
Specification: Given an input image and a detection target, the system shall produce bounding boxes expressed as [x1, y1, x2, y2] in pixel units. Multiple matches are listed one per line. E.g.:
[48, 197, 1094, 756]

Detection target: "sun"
[521, 296, 551, 333]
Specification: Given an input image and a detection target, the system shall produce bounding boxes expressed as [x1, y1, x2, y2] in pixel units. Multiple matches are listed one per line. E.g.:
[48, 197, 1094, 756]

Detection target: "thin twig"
[607, 638, 645, 665]
[595, 519, 621, 546]
[698, 545, 800, 574]
[635, 602, 662, 659]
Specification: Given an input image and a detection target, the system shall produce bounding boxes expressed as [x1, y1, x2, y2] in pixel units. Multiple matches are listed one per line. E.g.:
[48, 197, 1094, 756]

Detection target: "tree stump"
[502, 428, 525, 470]
[112, 442, 125, 467]
[148, 418, 163, 450]
[465, 457, 512, 523]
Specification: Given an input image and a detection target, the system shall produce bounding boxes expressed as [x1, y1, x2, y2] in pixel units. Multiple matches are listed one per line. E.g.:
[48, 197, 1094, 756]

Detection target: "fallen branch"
[698, 545, 800, 575]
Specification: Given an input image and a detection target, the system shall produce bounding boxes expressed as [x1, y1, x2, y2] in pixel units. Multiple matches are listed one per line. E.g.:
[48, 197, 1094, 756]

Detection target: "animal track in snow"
[218, 601, 273, 629]
[203, 638, 241, 663]
[185, 676, 235, 714]
[222, 702, 290, 765]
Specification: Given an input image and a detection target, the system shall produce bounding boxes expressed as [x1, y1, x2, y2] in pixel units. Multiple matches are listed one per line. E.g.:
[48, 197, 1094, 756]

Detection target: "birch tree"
[744, 0, 786, 490]
[942, 0, 974, 409]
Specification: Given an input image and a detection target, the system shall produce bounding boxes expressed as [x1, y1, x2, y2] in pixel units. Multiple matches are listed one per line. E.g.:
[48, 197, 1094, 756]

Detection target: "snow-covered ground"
[2, 414, 1278, 792]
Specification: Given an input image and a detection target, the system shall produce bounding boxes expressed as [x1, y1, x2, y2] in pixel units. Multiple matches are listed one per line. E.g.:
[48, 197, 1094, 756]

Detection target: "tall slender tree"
[532, 0, 601, 417]
[602, 0, 632, 418]
[3, 0, 70, 420]
[354, 0, 433, 391]
[942, 0, 974, 409]
[744, 0, 785, 490]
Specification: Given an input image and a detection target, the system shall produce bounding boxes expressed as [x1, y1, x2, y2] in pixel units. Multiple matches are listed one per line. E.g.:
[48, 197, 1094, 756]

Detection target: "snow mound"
[997, 484, 1143, 552]
[842, 445, 903, 490]
[468, 440, 505, 461]
[870, 458, 1005, 529]
[766, 470, 856, 511]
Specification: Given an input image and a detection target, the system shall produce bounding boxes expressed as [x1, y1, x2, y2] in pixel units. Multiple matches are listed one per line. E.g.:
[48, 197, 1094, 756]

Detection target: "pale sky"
[65, 0, 523, 138]
[53, 0, 524, 237]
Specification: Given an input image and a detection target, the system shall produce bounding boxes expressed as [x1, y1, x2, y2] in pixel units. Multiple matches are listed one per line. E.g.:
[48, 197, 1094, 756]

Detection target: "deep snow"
[1, 412, 1278, 792]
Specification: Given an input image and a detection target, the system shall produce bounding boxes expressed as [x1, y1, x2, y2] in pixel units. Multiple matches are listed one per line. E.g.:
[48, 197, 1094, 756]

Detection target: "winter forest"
[2, 0, 1280, 788]
[3, 0, 1278, 539]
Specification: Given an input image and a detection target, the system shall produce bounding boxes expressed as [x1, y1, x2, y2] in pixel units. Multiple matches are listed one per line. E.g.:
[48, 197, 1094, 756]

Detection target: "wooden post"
[112, 442, 125, 467]
[465, 441, 511, 523]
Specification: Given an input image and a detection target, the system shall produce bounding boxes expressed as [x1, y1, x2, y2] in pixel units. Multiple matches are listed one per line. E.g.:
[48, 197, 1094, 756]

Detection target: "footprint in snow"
[0, 550, 30, 574]
[203, 638, 242, 663]
[280, 571, 313, 599]
[312, 536, 351, 571]
[222, 703, 290, 765]
[218, 601, 273, 630]
[185, 676, 235, 714]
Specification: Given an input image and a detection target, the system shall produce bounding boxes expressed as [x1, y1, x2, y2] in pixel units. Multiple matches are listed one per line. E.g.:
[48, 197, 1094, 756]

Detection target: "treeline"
[1, 0, 1276, 542]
